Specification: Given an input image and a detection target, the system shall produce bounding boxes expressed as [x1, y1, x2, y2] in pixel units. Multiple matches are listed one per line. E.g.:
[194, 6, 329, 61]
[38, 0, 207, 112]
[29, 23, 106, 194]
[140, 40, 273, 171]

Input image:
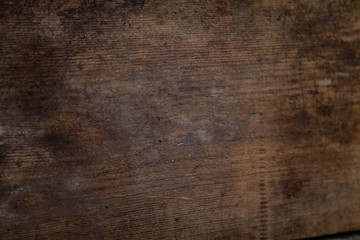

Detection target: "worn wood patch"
[0, 0, 359, 239]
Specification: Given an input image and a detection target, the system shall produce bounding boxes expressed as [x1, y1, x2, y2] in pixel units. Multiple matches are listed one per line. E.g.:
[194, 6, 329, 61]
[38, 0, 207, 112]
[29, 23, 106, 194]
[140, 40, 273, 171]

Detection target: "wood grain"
[0, 0, 359, 239]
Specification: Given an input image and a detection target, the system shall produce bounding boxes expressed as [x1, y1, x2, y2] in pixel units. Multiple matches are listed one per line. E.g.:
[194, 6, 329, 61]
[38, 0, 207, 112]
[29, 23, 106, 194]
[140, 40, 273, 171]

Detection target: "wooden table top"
[1, 0, 359, 239]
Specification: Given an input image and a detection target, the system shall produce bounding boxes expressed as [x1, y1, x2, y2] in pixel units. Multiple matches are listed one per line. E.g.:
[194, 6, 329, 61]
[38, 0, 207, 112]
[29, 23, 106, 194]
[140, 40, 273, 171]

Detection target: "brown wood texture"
[0, 0, 360, 239]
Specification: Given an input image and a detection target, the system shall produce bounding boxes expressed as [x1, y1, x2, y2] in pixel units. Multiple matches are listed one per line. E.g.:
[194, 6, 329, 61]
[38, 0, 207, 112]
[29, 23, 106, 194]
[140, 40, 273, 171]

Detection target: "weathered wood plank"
[0, 0, 359, 239]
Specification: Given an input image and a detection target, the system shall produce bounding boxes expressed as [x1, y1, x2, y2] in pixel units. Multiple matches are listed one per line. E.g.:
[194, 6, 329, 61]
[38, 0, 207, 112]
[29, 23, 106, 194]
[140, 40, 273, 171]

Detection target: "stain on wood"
[0, 0, 359, 239]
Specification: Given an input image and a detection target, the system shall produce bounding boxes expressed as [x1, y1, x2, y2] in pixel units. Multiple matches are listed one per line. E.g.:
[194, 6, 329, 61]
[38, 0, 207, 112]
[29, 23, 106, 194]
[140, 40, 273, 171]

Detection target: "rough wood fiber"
[0, 0, 359, 239]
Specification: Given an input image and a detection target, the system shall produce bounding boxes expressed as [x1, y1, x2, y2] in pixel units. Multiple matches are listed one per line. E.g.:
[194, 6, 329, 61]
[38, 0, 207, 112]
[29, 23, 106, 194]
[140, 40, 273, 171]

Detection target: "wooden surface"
[0, 0, 360, 239]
